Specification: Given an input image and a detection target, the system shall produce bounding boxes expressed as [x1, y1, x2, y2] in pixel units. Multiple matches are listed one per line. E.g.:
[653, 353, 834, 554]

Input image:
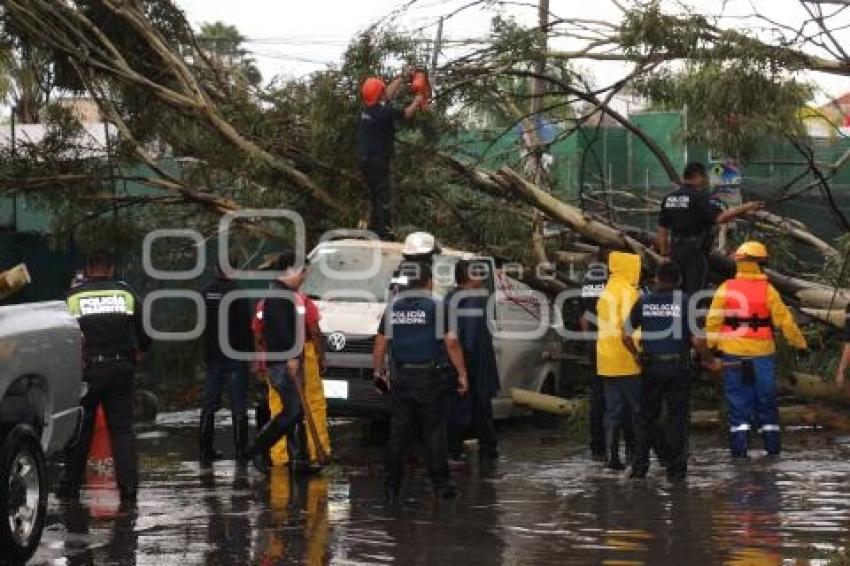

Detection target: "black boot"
[605, 428, 625, 471]
[233, 413, 250, 464]
[56, 481, 80, 501]
[244, 411, 300, 476]
[199, 409, 223, 465]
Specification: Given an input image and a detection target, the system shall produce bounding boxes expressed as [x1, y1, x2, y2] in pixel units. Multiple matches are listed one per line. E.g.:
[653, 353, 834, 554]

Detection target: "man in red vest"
[705, 241, 807, 458]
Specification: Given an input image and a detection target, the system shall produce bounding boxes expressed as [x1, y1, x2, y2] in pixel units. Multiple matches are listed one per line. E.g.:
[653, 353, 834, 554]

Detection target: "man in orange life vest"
[706, 241, 807, 457]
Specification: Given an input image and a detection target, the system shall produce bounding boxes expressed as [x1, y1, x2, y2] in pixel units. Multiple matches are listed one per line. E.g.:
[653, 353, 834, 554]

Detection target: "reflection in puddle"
[33, 424, 850, 565]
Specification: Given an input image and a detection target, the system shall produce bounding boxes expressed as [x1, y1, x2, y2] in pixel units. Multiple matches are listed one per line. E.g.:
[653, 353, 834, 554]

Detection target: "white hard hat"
[402, 231, 440, 257]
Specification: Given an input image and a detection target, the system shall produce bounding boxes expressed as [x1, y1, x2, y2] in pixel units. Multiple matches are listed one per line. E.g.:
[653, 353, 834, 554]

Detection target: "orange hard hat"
[734, 241, 769, 262]
[411, 71, 429, 95]
[361, 77, 386, 107]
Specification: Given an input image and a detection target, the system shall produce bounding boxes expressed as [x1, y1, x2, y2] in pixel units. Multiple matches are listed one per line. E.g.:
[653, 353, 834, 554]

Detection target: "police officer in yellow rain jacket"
[706, 242, 807, 458]
[596, 251, 642, 471]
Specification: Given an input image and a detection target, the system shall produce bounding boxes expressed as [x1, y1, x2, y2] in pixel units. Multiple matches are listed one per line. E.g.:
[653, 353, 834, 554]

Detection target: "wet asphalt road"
[33, 413, 850, 565]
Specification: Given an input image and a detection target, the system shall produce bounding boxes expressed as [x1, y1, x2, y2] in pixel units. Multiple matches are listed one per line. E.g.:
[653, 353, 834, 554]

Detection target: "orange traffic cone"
[86, 404, 120, 516]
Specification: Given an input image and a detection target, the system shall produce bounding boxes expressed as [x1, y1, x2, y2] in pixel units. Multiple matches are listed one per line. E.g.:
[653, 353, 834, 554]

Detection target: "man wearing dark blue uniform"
[373, 261, 469, 499]
[358, 75, 425, 240]
[446, 260, 499, 463]
[580, 247, 611, 460]
[58, 251, 151, 503]
[657, 162, 762, 294]
[623, 262, 711, 481]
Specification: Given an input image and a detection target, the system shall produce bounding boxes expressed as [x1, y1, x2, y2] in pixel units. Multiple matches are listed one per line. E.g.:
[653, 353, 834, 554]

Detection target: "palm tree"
[0, 41, 54, 123]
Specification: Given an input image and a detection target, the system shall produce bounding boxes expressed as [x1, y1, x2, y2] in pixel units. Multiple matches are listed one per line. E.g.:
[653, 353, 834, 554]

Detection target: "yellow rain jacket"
[596, 251, 642, 377]
[706, 261, 807, 356]
[268, 342, 331, 465]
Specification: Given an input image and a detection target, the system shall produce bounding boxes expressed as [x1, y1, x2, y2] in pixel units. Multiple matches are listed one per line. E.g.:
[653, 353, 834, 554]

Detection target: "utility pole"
[430, 16, 444, 92]
[532, 0, 548, 120]
[530, 0, 550, 266]
[10, 106, 17, 232]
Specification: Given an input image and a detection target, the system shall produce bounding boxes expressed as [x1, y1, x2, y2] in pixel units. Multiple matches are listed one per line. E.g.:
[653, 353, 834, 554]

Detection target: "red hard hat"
[361, 77, 386, 107]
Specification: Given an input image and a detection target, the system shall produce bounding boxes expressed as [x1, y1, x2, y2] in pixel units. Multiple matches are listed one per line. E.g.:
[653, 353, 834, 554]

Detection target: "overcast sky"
[176, 0, 850, 105]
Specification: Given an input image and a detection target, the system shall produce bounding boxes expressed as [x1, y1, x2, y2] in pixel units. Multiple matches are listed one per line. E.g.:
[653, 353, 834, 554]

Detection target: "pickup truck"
[0, 301, 83, 563]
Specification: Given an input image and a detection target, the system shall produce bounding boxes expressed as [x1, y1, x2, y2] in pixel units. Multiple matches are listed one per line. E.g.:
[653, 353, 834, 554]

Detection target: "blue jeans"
[203, 359, 248, 417]
[603, 377, 641, 462]
[723, 355, 780, 457]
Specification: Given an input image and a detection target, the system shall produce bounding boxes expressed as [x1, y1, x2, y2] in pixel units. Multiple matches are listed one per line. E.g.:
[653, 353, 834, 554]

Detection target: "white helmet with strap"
[402, 231, 440, 257]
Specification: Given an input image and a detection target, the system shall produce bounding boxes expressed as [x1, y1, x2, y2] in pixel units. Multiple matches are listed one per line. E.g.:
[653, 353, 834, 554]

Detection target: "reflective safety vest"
[721, 279, 774, 340]
[252, 300, 267, 373]
[251, 293, 309, 372]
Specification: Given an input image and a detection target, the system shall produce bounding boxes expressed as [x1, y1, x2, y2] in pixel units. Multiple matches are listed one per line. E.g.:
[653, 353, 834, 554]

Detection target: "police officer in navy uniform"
[372, 260, 469, 500]
[622, 262, 712, 482]
[657, 162, 762, 295]
[580, 247, 611, 461]
[445, 259, 499, 463]
[359, 75, 425, 240]
[58, 251, 151, 503]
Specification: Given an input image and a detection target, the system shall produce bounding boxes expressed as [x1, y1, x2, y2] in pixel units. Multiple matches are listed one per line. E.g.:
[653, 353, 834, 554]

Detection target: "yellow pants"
[268, 343, 331, 465]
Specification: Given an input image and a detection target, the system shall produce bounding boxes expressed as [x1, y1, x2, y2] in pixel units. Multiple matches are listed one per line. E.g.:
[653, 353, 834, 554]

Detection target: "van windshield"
[302, 246, 402, 302]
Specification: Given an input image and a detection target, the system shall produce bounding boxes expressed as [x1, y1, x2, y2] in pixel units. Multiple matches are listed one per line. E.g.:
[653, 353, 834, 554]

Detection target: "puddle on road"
[33, 419, 850, 565]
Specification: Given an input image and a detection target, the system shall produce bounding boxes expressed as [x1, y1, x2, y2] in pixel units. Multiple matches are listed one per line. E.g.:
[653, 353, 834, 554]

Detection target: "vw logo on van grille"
[326, 332, 347, 352]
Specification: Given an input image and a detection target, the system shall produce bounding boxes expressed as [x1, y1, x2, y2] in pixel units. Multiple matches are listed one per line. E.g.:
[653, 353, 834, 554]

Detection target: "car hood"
[315, 300, 387, 336]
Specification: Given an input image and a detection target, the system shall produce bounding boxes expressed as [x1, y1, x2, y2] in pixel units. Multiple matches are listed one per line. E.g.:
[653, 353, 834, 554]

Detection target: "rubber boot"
[605, 428, 625, 471]
[199, 409, 223, 465]
[762, 430, 781, 456]
[729, 429, 749, 458]
[245, 411, 302, 476]
[233, 413, 250, 464]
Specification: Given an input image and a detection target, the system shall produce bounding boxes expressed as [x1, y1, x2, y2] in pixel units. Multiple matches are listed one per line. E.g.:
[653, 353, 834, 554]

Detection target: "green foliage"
[490, 15, 545, 66]
[634, 62, 811, 158]
[622, 2, 813, 157]
[620, 1, 809, 70]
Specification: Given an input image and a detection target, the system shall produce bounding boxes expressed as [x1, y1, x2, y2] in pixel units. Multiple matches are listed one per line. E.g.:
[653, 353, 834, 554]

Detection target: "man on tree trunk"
[358, 72, 425, 241]
[656, 162, 763, 295]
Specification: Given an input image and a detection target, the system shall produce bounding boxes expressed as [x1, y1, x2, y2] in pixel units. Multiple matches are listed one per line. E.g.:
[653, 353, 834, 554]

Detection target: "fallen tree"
[444, 152, 850, 327]
[691, 404, 850, 431]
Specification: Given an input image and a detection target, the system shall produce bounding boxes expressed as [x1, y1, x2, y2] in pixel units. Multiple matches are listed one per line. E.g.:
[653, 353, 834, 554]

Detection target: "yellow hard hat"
[734, 241, 768, 261]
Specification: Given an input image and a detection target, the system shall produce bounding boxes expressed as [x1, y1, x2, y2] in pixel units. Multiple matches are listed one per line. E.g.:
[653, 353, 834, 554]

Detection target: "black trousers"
[634, 363, 692, 477]
[589, 373, 606, 455]
[672, 240, 709, 296]
[386, 367, 451, 490]
[448, 387, 498, 458]
[471, 388, 498, 457]
[360, 157, 393, 240]
[60, 362, 137, 496]
[251, 363, 304, 461]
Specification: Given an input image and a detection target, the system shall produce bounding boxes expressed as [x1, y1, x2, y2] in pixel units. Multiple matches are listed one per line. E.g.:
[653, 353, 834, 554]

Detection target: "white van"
[300, 238, 565, 419]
